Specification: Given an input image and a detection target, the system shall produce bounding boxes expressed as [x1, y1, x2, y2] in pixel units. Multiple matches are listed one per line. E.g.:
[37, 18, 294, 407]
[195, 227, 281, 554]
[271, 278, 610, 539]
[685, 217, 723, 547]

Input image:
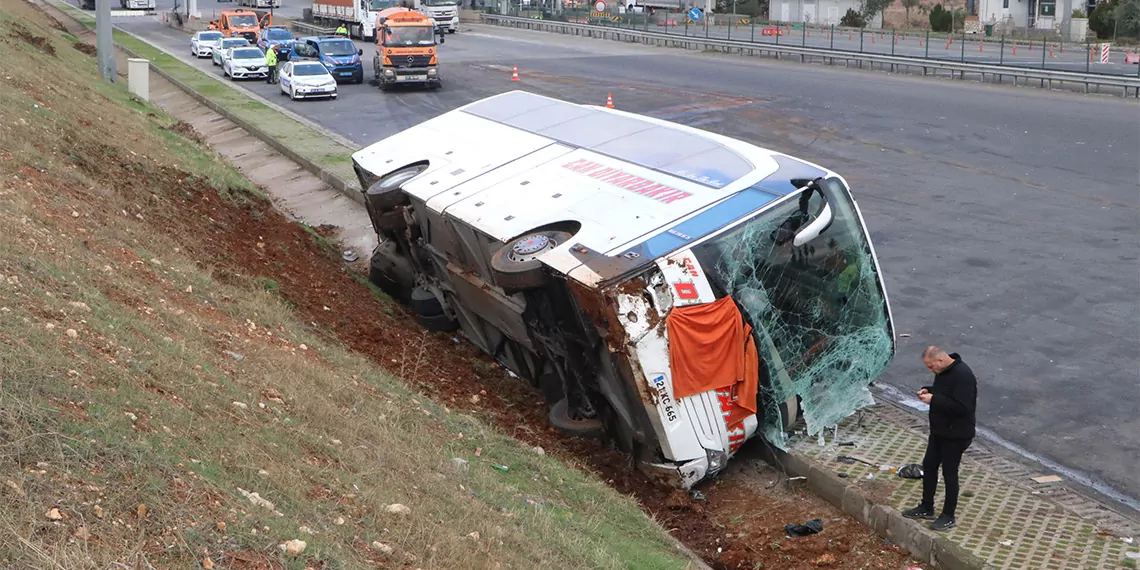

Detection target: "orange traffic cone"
[511, 65, 519, 82]
[606, 93, 614, 108]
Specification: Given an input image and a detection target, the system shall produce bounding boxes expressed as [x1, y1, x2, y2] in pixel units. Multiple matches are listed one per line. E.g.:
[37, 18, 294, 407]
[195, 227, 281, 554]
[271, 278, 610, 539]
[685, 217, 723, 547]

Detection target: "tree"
[860, 0, 893, 23]
[929, 3, 952, 31]
[840, 7, 866, 26]
[901, 0, 921, 27]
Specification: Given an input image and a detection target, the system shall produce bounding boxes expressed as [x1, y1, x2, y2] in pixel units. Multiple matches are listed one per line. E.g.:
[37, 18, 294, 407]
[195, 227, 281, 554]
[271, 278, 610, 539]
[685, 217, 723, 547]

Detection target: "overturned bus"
[352, 91, 896, 489]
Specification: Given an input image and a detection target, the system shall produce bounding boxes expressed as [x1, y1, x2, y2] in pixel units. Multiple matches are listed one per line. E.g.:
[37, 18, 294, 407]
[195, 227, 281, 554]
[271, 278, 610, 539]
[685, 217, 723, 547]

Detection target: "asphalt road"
[116, 16, 1140, 506]
[592, 18, 1140, 77]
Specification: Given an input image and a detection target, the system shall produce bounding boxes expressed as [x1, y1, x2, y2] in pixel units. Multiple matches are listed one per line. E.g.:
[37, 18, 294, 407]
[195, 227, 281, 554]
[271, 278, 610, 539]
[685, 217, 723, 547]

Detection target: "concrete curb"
[114, 42, 367, 208]
[47, 0, 368, 210]
[761, 445, 987, 570]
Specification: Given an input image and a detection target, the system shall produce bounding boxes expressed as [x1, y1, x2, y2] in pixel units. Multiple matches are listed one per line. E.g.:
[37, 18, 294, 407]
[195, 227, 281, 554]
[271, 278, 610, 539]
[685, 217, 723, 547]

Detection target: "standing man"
[902, 346, 978, 531]
[335, 23, 349, 37]
[265, 44, 278, 84]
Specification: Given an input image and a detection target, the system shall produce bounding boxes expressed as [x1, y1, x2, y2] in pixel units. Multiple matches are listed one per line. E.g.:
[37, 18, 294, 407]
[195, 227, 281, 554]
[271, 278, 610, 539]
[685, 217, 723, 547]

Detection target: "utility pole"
[96, 0, 117, 82]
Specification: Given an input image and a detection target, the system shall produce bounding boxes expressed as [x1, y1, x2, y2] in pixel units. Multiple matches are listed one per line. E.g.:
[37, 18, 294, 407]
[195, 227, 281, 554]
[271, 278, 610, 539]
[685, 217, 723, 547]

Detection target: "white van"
[352, 91, 896, 488]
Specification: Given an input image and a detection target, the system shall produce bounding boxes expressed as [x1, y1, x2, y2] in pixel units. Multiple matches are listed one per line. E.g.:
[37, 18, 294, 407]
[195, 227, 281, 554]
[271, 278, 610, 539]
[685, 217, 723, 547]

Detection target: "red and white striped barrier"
[1099, 43, 1110, 64]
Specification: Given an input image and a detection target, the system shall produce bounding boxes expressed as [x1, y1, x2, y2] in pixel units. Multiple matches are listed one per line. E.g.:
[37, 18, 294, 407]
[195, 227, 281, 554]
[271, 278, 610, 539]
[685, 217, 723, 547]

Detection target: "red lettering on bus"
[674, 282, 699, 300]
[561, 159, 692, 204]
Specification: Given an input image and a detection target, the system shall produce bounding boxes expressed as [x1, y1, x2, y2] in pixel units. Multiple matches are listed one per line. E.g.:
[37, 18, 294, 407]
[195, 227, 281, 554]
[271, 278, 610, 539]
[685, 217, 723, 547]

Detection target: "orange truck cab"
[214, 10, 271, 44]
[372, 8, 442, 91]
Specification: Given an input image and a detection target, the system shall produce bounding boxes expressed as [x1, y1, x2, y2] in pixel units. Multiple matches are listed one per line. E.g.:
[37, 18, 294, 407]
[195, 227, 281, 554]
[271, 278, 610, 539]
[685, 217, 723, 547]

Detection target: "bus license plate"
[399, 75, 427, 82]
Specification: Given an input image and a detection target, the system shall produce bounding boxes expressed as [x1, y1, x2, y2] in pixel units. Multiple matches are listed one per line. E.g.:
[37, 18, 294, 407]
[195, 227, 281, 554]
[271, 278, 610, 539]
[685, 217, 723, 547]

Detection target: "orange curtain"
[665, 297, 760, 425]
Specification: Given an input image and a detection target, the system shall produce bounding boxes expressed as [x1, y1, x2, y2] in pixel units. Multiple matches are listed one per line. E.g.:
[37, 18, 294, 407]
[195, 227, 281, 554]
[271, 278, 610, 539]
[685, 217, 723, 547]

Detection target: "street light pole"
[96, 0, 117, 82]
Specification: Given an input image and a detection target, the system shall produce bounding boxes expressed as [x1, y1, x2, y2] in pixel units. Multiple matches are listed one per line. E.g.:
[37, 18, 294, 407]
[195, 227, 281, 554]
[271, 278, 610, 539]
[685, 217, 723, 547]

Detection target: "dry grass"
[0, 2, 695, 568]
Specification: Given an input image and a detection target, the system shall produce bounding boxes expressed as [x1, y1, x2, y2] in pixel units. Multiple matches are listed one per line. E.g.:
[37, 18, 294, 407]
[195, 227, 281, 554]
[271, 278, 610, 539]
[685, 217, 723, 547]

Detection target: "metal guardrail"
[480, 14, 1140, 98]
[290, 21, 336, 36]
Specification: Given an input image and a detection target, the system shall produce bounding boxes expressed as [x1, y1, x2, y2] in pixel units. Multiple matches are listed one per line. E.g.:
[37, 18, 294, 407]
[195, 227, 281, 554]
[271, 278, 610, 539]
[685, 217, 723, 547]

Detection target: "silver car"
[223, 46, 269, 80]
[212, 37, 251, 66]
[190, 30, 224, 58]
[278, 61, 338, 101]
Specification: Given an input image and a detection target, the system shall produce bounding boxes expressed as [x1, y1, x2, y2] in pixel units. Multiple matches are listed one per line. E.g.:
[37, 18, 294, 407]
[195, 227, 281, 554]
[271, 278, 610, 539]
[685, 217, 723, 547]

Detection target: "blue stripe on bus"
[623, 186, 782, 260]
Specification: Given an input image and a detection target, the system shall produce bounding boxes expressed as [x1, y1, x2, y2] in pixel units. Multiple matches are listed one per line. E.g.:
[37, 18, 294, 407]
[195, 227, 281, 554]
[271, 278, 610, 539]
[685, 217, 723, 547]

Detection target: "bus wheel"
[549, 397, 604, 438]
[416, 311, 458, 333]
[366, 164, 424, 211]
[489, 230, 571, 292]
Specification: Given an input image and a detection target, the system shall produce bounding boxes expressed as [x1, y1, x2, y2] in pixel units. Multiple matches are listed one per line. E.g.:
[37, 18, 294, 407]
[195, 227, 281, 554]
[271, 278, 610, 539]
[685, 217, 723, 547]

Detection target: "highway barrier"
[480, 14, 1140, 97]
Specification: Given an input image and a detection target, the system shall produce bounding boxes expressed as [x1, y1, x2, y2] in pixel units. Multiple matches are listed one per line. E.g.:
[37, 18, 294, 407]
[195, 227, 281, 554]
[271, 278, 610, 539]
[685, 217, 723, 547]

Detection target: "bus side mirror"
[791, 181, 835, 247]
[438, 32, 445, 43]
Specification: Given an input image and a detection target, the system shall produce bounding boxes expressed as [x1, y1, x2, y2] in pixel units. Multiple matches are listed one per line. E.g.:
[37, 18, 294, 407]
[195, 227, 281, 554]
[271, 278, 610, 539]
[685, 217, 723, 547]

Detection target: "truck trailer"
[311, 0, 385, 40]
[238, 0, 281, 9]
[119, 0, 156, 9]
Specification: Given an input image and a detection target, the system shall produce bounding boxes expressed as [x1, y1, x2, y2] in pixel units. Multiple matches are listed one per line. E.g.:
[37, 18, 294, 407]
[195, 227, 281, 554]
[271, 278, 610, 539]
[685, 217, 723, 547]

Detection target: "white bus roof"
[352, 90, 837, 286]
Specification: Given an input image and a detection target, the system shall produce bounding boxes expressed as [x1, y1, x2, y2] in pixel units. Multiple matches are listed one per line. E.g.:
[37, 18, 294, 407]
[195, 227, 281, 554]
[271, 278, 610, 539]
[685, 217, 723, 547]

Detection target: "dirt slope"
[1, 0, 918, 568]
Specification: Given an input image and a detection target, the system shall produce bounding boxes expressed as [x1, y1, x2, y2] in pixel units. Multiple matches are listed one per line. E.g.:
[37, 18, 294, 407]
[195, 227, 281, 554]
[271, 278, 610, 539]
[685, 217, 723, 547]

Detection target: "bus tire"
[416, 311, 458, 333]
[549, 397, 604, 438]
[410, 287, 443, 317]
[366, 164, 424, 211]
[489, 230, 571, 292]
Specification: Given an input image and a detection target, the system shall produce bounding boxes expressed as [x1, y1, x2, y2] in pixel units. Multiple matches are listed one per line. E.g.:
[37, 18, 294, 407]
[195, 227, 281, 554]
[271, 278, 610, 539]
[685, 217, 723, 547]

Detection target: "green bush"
[1089, 0, 1117, 38]
[840, 7, 866, 27]
[929, 3, 952, 31]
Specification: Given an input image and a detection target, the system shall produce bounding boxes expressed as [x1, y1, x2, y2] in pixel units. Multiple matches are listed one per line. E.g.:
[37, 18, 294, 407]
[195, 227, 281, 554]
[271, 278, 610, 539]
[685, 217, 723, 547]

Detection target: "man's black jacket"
[922, 353, 977, 439]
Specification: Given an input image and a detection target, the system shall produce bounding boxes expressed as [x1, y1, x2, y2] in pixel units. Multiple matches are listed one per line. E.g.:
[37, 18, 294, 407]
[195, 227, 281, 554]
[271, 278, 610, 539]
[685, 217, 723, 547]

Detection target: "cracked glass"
[690, 177, 894, 448]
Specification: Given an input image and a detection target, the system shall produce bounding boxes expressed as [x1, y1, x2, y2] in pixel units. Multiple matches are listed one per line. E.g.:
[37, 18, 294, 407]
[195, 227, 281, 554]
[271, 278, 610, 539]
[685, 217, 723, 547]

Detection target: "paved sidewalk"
[786, 401, 1139, 570]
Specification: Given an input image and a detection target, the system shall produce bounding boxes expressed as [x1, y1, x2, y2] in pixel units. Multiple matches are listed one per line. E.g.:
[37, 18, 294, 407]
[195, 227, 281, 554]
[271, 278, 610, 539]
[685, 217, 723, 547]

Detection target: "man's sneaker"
[930, 514, 957, 531]
[901, 505, 936, 520]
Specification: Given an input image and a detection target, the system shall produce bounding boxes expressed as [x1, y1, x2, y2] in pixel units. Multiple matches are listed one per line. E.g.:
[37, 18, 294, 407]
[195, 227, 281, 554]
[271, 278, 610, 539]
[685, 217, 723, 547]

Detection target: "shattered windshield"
[690, 177, 893, 447]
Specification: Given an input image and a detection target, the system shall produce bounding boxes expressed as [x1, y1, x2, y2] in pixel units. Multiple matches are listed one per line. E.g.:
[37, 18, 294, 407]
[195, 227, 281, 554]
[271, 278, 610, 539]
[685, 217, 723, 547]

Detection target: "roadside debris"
[342, 250, 359, 262]
[372, 541, 394, 555]
[280, 539, 307, 555]
[45, 508, 63, 521]
[385, 503, 411, 516]
[785, 518, 823, 537]
[237, 488, 275, 511]
[1031, 474, 1063, 484]
[491, 464, 509, 472]
[897, 464, 924, 479]
[837, 455, 876, 467]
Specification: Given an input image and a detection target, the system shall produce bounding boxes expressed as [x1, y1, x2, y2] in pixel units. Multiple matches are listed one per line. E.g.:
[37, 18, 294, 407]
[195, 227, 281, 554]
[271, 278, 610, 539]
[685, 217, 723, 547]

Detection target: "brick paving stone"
[787, 402, 1139, 570]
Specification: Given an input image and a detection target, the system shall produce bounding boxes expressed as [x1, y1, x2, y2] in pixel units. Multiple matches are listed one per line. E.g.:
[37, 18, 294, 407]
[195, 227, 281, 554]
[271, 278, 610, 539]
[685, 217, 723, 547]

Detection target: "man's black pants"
[921, 435, 972, 517]
[267, 65, 277, 84]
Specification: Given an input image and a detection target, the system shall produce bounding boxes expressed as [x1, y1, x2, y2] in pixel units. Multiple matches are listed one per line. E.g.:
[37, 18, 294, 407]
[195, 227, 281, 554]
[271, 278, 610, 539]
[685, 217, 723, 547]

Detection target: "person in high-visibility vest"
[265, 45, 278, 84]
[335, 24, 348, 37]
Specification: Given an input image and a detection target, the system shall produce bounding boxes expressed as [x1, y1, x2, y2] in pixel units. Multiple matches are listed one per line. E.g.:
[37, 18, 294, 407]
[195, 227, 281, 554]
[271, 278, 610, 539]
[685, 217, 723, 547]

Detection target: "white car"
[212, 37, 250, 67]
[279, 61, 338, 101]
[190, 30, 224, 58]
[223, 46, 269, 80]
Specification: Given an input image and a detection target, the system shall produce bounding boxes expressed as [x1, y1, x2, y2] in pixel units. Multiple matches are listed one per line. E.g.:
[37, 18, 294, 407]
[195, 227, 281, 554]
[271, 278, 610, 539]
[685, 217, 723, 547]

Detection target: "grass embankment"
[0, 3, 695, 568]
[51, 0, 359, 190]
